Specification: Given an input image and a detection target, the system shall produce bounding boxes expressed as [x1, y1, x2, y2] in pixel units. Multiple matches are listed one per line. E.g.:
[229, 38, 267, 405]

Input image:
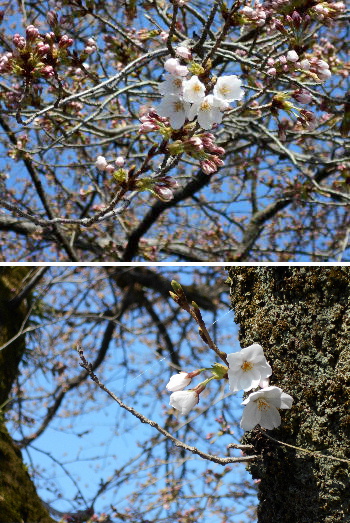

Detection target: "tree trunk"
[228, 267, 350, 523]
[0, 268, 54, 523]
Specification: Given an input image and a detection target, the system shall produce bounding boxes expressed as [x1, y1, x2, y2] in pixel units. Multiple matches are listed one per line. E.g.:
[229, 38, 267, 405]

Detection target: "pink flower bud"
[279, 55, 287, 64]
[47, 11, 58, 26]
[42, 65, 55, 77]
[267, 67, 277, 76]
[154, 185, 174, 201]
[104, 164, 113, 173]
[318, 68, 331, 81]
[175, 46, 192, 60]
[59, 35, 73, 48]
[37, 43, 50, 56]
[115, 156, 125, 167]
[300, 59, 310, 70]
[293, 89, 312, 104]
[13, 34, 26, 49]
[26, 25, 39, 40]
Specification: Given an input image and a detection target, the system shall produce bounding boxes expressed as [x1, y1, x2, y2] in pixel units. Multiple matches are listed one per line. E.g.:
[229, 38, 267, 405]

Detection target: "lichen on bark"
[228, 267, 350, 523]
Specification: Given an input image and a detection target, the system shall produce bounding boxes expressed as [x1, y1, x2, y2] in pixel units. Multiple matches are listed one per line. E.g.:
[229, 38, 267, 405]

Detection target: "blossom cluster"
[157, 56, 244, 131]
[166, 343, 293, 431]
[0, 25, 74, 79]
[95, 154, 179, 201]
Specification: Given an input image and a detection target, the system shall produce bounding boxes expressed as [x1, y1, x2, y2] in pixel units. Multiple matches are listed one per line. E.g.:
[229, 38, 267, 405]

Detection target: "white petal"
[240, 344, 264, 362]
[187, 103, 200, 121]
[240, 401, 261, 431]
[227, 352, 244, 368]
[169, 111, 186, 129]
[280, 392, 294, 409]
[260, 404, 281, 429]
[197, 110, 213, 130]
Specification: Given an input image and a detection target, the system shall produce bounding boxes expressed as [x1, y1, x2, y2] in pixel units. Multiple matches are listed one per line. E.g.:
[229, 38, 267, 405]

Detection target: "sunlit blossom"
[240, 386, 293, 431]
[213, 75, 244, 103]
[166, 371, 192, 392]
[169, 390, 199, 415]
[158, 73, 184, 96]
[227, 343, 272, 392]
[157, 94, 190, 129]
[188, 95, 224, 130]
[182, 75, 205, 103]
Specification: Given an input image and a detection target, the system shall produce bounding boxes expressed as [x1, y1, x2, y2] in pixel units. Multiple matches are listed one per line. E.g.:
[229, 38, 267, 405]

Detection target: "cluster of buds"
[274, 10, 311, 35]
[95, 154, 178, 202]
[295, 109, 318, 131]
[152, 176, 179, 201]
[167, 132, 225, 176]
[266, 50, 331, 82]
[241, 4, 267, 27]
[84, 38, 97, 55]
[1, 25, 74, 84]
[139, 110, 170, 135]
[311, 1, 345, 20]
[95, 155, 125, 173]
[300, 57, 331, 81]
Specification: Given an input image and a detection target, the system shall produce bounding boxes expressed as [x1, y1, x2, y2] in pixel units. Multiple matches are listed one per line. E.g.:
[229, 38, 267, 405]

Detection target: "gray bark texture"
[228, 266, 350, 523]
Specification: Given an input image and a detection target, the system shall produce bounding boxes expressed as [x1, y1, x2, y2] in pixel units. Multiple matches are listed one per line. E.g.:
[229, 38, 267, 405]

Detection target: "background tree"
[0, 1, 349, 261]
[228, 266, 350, 523]
[0, 266, 259, 523]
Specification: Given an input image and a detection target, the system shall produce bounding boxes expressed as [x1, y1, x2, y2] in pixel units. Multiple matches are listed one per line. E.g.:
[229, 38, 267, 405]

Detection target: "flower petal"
[240, 401, 261, 431]
[260, 404, 281, 430]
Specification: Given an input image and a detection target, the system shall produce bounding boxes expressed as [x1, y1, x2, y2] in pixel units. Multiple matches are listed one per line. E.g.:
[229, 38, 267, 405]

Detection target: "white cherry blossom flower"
[188, 94, 224, 130]
[169, 390, 199, 415]
[157, 94, 190, 129]
[158, 74, 184, 96]
[182, 75, 205, 103]
[166, 372, 192, 392]
[227, 343, 272, 392]
[213, 75, 244, 103]
[240, 386, 293, 431]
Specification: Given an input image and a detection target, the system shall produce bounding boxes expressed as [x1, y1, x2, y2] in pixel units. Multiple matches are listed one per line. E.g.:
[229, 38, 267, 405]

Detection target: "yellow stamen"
[174, 101, 183, 112]
[200, 101, 211, 111]
[241, 360, 253, 372]
[257, 398, 270, 411]
[220, 85, 231, 95]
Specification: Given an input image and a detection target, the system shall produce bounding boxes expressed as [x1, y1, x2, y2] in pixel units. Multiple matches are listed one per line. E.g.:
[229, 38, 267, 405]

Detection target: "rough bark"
[228, 267, 350, 523]
[0, 268, 54, 523]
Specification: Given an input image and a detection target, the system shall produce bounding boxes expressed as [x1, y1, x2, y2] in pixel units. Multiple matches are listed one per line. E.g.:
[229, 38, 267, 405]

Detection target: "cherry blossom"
[166, 371, 192, 392]
[169, 390, 199, 415]
[182, 75, 206, 103]
[213, 75, 244, 103]
[227, 343, 272, 392]
[188, 95, 225, 130]
[158, 74, 184, 96]
[157, 94, 190, 129]
[240, 386, 293, 431]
